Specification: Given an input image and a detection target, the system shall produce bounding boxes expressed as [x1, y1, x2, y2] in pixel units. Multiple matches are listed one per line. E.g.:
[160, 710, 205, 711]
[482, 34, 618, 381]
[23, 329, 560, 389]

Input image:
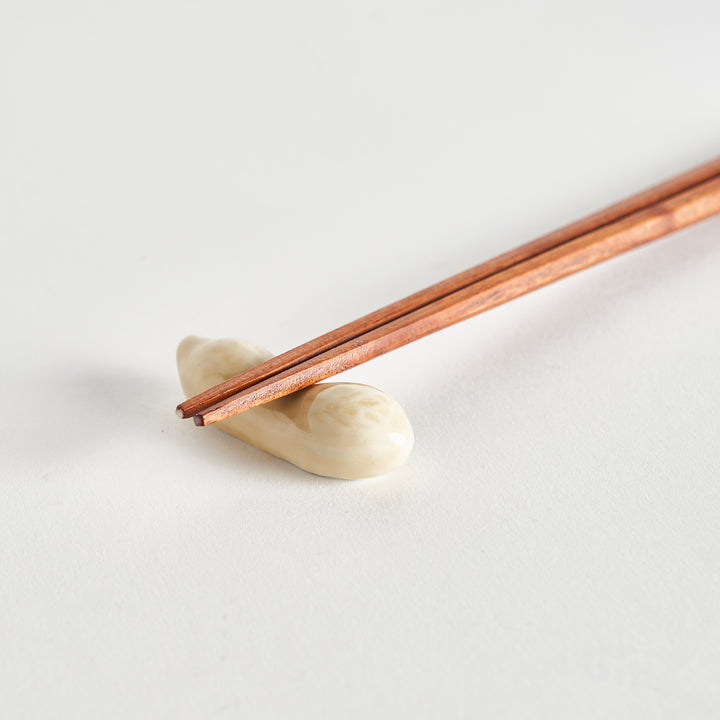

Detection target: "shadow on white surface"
[426, 222, 720, 413]
[9, 364, 401, 487]
[398, 220, 720, 487]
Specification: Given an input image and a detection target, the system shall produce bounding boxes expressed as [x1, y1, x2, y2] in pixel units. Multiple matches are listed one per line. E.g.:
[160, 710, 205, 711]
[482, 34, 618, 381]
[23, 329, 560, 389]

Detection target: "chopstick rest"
[177, 336, 414, 479]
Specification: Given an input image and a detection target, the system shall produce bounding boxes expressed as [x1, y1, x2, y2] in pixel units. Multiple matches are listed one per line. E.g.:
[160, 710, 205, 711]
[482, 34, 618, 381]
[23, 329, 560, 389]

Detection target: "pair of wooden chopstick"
[178, 156, 720, 426]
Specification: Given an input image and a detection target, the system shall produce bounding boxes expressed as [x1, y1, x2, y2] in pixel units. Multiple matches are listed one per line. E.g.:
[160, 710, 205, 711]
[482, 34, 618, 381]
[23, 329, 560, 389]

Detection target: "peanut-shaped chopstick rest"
[177, 336, 414, 479]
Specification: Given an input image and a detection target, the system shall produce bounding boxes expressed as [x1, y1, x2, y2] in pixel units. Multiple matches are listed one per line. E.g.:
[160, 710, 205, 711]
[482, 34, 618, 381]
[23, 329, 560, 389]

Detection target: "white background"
[2, 1, 720, 717]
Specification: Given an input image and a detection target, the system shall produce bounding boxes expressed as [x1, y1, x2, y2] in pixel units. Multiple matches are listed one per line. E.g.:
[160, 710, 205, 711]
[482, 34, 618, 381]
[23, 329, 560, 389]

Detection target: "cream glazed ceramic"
[177, 336, 414, 479]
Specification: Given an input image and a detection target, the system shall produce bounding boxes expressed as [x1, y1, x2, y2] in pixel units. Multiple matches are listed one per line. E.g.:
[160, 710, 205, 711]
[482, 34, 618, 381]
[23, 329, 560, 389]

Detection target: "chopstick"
[178, 157, 720, 426]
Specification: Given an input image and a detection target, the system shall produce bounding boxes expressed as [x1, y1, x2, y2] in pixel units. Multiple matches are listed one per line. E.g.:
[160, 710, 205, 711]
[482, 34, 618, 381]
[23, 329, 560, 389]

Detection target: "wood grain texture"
[189, 170, 720, 426]
[177, 156, 720, 421]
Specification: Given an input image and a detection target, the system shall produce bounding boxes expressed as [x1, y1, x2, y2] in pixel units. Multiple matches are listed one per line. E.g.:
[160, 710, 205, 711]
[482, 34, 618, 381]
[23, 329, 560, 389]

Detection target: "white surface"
[2, 1, 720, 717]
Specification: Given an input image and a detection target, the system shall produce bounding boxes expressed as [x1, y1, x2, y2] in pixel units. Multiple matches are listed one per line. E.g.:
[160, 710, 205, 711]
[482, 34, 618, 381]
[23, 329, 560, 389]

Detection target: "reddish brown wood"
[177, 158, 720, 418]
[191, 172, 720, 426]
[176, 156, 720, 421]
